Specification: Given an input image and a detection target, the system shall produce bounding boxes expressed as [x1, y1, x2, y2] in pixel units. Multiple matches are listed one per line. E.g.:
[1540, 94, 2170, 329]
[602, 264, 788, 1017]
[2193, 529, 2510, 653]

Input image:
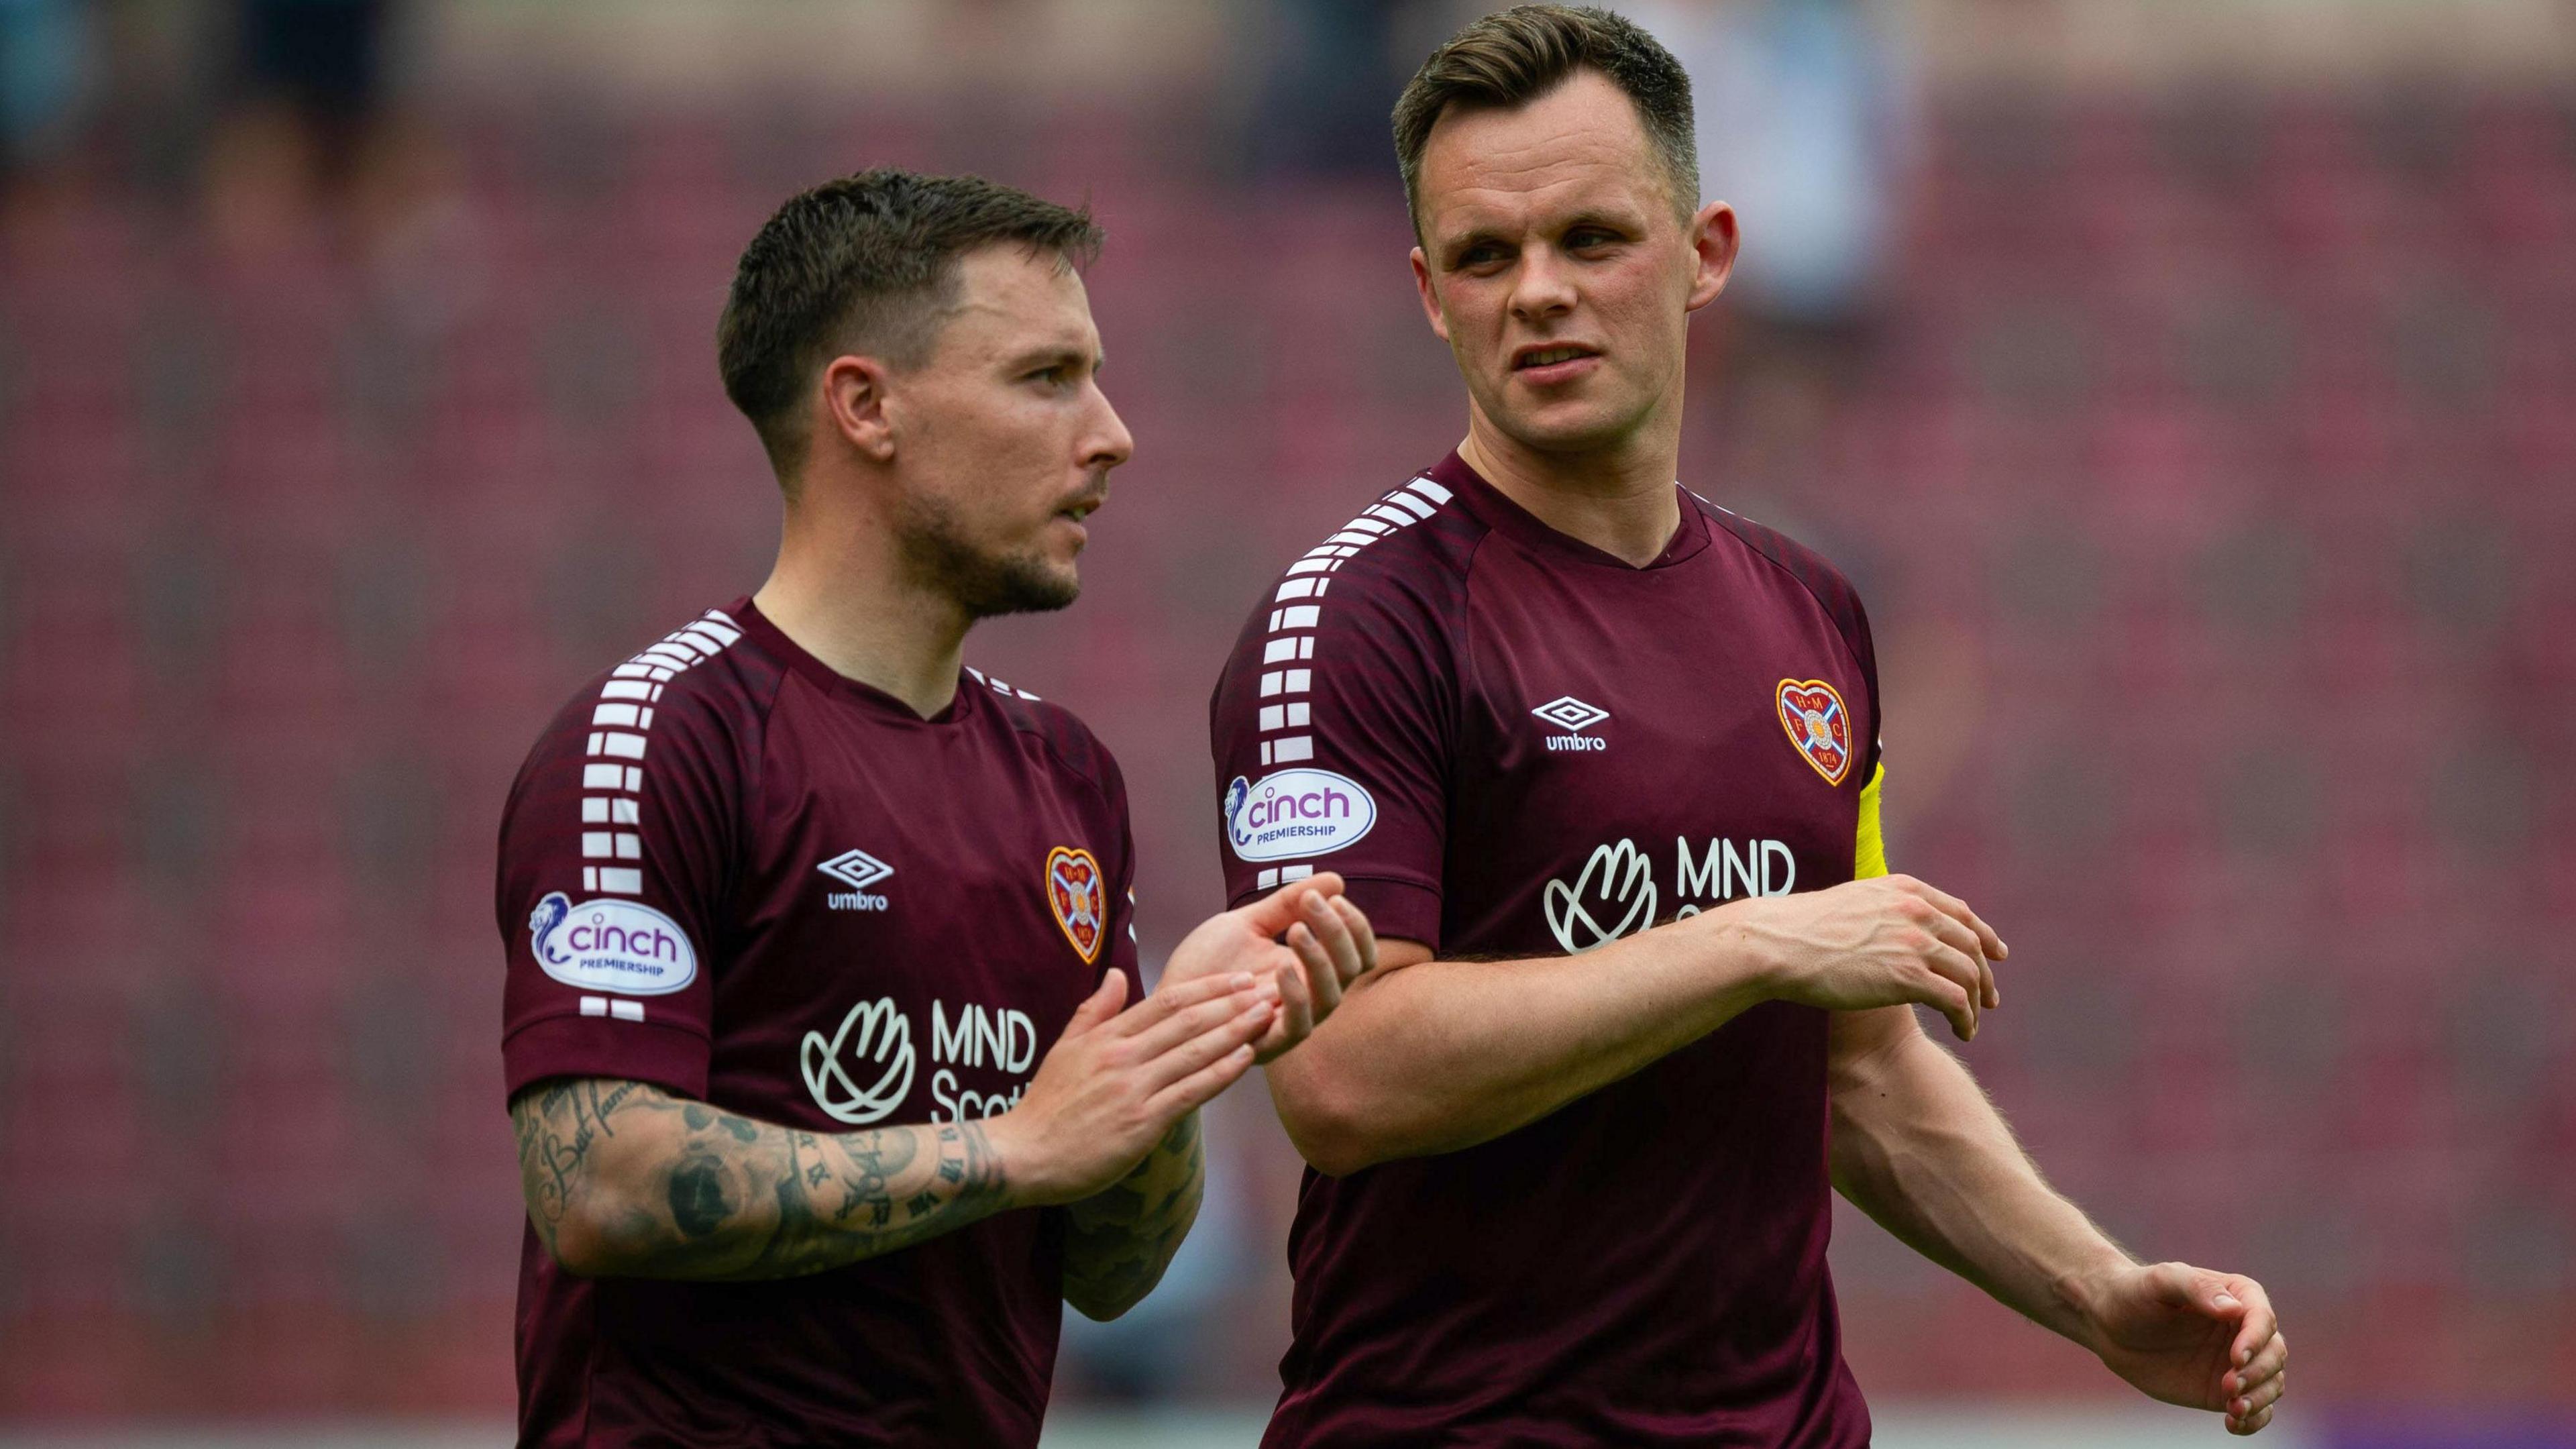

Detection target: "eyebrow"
[1004, 343, 1104, 374]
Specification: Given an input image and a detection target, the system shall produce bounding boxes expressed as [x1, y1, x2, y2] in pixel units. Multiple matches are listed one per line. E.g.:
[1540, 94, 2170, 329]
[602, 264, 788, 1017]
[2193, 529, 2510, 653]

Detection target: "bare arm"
[510, 964, 1283, 1281]
[1265, 920, 1764, 1173]
[1826, 1005, 2125, 1338]
[1059, 874, 1378, 1317]
[511, 1077, 1010, 1279]
[1268, 874, 2006, 1175]
[1828, 1005, 2290, 1436]
[1060, 1112, 1205, 1320]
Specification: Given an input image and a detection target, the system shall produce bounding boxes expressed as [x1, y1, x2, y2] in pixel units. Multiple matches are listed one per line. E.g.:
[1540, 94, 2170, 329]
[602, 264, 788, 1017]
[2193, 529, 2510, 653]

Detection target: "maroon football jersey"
[1210, 452, 1881, 1446]
[497, 598, 1134, 1448]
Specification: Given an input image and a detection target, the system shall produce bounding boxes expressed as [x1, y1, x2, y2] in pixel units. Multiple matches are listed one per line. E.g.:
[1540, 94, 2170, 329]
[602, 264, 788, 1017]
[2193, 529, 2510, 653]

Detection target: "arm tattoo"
[507, 1079, 1009, 1281]
[1061, 1111, 1206, 1319]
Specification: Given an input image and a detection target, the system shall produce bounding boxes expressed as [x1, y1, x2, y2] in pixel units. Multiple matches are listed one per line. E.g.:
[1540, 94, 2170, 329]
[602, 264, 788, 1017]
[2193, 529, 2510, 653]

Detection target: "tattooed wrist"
[1061, 1110, 1208, 1320]
[508, 1078, 1012, 1281]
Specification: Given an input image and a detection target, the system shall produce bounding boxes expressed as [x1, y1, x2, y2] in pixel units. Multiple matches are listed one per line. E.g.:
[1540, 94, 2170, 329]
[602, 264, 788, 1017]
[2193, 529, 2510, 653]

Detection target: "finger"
[2222, 1278, 2278, 1368]
[1904, 876, 2008, 963]
[1915, 967, 1976, 1042]
[1914, 907, 2000, 1010]
[1262, 961, 1315, 1059]
[1298, 892, 1360, 989]
[1230, 873, 1348, 938]
[1921, 942, 1983, 1038]
[2226, 1399, 2274, 1436]
[1142, 1000, 1274, 1093]
[1064, 970, 1128, 1036]
[1297, 892, 1361, 999]
[1127, 979, 1277, 1057]
[1145, 1041, 1259, 1118]
[2227, 1330, 2287, 1397]
[1330, 895, 1377, 979]
[2229, 1364, 2286, 1421]
[1114, 969, 1259, 1034]
[1288, 918, 1346, 1017]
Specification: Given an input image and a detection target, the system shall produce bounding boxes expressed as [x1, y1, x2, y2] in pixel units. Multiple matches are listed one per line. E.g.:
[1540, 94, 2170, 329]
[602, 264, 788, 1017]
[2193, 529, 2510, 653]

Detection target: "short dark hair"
[717, 169, 1102, 477]
[1391, 5, 1698, 235]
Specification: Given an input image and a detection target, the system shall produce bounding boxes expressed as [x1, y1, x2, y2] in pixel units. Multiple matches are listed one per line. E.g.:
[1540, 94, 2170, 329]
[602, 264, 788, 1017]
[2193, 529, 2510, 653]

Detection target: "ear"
[1684, 200, 1739, 313]
[822, 354, 898, 463]
[1409, 246, 1452, 343]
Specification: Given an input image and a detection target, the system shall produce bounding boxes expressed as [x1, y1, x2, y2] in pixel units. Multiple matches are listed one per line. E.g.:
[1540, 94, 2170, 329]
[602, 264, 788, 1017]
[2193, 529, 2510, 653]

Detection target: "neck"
[1457, 402, 1682, 568]
[753, 483, 971, 720]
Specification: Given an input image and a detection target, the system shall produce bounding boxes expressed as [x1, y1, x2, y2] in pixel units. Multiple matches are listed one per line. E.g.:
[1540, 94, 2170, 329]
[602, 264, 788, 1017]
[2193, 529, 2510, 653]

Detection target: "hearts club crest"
[1044, 847, 1107, 965]
[1775, 679, 1854, 786]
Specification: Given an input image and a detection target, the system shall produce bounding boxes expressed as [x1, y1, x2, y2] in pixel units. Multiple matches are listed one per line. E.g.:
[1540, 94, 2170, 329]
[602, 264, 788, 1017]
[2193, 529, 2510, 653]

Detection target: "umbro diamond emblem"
[1532, 696, 1609, 751]
[818, 849, 893, 910]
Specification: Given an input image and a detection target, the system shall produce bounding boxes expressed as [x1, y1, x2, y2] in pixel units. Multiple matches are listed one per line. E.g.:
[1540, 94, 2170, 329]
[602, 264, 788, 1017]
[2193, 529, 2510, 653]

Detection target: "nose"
[1509, 244, 1577, 323]
[1083, 380, 1134, 473]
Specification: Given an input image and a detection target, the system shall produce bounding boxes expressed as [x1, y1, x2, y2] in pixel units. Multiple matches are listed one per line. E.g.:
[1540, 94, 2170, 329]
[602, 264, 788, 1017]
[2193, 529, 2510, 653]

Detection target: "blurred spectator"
[1640, 0, 1915, 329]
[0, 0, 92, 173]
[1241, 0, 1444, 178]
[238, 0, 391, 171]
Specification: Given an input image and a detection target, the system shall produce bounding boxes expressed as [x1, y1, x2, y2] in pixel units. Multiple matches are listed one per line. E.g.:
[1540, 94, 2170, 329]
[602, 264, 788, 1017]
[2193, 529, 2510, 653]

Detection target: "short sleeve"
[1209, 569, 1454, 951]
[496, 676, 743, 1102]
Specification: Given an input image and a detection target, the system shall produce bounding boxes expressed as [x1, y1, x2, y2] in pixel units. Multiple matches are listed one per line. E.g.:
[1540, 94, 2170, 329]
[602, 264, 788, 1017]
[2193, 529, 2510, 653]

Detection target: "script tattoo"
[1061, 1111, 1207, 1319]
[506, 1079, 1007, 1281]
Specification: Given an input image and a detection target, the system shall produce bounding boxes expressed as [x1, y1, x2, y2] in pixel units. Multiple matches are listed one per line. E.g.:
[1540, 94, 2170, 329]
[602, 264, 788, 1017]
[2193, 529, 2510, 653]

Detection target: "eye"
[1567, 226, 1621, 251]
[1455, 241, 1508, 269]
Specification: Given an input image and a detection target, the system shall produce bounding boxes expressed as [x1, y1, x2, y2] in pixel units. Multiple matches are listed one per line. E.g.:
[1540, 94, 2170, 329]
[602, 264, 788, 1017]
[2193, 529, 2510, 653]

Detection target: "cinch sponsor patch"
[529, 892, 698, 996]
[1226, 769, 1377, 863]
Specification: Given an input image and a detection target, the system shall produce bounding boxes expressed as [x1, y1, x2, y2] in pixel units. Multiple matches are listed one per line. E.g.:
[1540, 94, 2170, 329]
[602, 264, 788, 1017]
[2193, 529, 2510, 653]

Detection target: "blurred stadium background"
[1, 0, 2571, 1444]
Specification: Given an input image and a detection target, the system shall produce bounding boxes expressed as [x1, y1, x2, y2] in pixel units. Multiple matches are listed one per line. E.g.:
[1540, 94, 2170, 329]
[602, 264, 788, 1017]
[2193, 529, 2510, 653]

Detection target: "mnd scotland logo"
[1543, 839, 1659, 953]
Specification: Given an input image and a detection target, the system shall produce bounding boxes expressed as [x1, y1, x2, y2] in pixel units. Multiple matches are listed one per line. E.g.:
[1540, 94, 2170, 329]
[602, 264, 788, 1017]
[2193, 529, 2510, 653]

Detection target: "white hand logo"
[800, 998, 917, 1125]
[1543, 839, 1659, 954]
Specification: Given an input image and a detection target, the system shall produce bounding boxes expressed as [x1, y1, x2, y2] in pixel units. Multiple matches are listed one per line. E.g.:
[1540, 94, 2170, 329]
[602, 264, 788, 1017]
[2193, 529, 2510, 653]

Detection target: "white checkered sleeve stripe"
[579, 608, 741, 897]
[1250, 477, 1452, 768]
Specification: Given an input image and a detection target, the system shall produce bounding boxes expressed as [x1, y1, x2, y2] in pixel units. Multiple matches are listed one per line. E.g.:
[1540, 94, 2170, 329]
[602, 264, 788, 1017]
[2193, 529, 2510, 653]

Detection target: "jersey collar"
[735, 597, 981, 727]
[1429, 450, 1711, 572]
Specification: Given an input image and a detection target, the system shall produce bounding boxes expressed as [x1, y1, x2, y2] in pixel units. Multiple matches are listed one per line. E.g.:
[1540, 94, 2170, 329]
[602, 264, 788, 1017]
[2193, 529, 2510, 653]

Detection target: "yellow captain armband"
[1854, 761, 1888, 879]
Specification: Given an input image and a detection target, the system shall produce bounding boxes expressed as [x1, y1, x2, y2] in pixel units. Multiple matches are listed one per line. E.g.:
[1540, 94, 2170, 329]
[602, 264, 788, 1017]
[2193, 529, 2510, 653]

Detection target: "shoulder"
[965, 667, 1126, 810]
[1234, 469, 1487, 659]
[1690, 493, 1876, 669]
[508, 606, 782, 810]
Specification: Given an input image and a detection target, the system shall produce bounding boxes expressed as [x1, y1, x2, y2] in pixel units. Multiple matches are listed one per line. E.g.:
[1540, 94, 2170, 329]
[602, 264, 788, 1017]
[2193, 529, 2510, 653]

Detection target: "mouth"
[1511, 343, 1603, 380]
[1053, 492, 1105, 532]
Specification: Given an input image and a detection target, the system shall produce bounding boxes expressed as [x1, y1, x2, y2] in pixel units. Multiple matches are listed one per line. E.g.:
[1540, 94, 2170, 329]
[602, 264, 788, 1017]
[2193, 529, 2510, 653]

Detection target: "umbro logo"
[1532, 696, 1609, 751]
[818, 849, 893, 911]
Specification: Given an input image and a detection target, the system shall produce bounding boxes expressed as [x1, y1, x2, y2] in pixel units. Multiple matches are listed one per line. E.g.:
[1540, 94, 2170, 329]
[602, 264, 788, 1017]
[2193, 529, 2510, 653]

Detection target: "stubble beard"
[893, 490, 1080, 621]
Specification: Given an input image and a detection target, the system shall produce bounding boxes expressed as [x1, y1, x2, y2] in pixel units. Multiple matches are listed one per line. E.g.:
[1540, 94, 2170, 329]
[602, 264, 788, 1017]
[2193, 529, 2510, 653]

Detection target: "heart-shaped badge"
[1045, 846, 1106, 964]
[1776, 679, 1854, 786]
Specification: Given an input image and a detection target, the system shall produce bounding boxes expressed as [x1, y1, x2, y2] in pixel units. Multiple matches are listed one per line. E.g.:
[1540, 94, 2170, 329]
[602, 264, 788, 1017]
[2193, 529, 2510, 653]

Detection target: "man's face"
[1409, 70, 1733, 458]
[882, 245, 1133, 618]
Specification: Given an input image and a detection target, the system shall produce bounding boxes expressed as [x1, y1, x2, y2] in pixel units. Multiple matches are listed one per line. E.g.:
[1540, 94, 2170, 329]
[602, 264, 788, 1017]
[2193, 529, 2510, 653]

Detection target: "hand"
[1717, 873, 2006, 1041]
[2084, 1261, 2288, 1436]
[985, 968, 1279, 1207]
[1162, 874, 1377, 1063]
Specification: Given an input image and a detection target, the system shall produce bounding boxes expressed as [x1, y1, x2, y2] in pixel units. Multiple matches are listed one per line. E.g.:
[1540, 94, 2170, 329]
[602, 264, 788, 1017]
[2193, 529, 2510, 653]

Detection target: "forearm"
[511, 1077, 1010, 1281]
[1827, 1015, 2131, 1346]
[1268, 913, 1770, 1173]
[1060, 1110, 1205, 1320]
